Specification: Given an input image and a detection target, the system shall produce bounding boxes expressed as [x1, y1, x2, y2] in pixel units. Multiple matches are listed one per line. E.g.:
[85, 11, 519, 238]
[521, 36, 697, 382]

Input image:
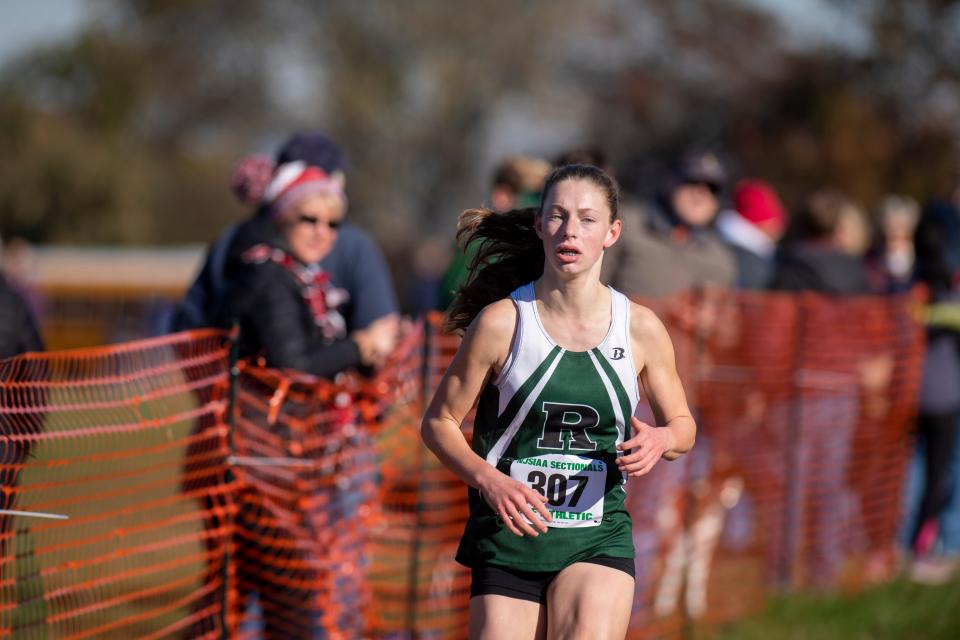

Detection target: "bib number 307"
[510, 454, 605, 528]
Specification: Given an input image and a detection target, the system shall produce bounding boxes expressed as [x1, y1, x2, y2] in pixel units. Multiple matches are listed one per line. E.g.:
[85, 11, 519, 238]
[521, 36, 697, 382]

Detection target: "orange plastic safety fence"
[371, 314, 471, 638]
[0, 291, 925, 640]
[622, 290, 923, 637]
[225, 321, 427, 639]
[783, 293, 923, 591]
[0, 330, 234, 639]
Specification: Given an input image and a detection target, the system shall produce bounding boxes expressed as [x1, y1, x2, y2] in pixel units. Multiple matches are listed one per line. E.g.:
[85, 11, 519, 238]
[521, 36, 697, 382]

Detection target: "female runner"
[421, 164, 696, 639]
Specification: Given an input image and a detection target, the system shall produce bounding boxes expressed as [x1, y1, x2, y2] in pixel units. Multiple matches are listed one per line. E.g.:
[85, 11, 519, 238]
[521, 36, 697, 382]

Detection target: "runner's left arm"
[617, 303, 696, 476]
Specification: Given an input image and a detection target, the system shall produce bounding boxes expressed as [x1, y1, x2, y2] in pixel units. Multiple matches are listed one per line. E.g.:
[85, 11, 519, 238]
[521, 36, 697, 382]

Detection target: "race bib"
[510, 454, 606, 528]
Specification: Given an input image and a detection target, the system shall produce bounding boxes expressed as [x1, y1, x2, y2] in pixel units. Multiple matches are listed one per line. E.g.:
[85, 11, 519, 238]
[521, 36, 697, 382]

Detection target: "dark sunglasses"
[296, 214, 343, 230]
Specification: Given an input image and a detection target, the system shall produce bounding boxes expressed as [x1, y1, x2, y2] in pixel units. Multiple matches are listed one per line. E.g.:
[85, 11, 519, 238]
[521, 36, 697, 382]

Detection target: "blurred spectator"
[0, 241, 44, 584]
[1, 236, 44, 320]
[770, 189, 884, 586]
[602, 149, 736, 298]
[770, 188, 871, 295]
[171, 131, 398, 361]
[213, 159, 390, 638]
[0, 276, 43, 360]
[219, 162, 393, 377]
[715, 179, 788, 289]
[903, 203, 960, 582]
[866, 195, 920, 294]
[0, 236, 44, 359]
[437, 154, 550, 309]
[934, 173, 960, 574]
[554, 146, 611, 173]
[486, 153, 552, 212]
[835, 197, 873, 259]
[406, 236, 452, 315]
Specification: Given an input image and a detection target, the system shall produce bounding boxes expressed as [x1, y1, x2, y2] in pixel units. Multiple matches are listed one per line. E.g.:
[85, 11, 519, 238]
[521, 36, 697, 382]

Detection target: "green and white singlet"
[456, 282, 640, 572]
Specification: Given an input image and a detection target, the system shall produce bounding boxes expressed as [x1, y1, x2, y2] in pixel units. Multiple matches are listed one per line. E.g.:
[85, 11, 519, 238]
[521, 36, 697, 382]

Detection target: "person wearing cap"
[601, 150, 736, 299]
[171, 132, 398, 368]
[715, 180, 788, 289]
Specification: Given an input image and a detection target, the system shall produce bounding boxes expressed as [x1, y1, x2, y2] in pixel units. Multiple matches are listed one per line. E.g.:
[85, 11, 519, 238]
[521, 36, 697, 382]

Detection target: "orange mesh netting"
[0, 291, 926, 639]
[0, 330, 234, 639]
[225, 321, 425, 639]
[370, 314, 472, 638]
[623, 290, 923, 637]
[783, 293, 923, 590]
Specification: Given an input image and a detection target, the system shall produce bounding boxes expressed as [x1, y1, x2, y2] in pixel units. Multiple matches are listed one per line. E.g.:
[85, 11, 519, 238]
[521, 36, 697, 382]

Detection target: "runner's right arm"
[421, 299, 552, 536]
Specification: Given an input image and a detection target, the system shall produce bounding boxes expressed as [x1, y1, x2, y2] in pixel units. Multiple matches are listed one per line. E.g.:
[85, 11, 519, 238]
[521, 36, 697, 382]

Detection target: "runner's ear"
[604, 219, 622, 249]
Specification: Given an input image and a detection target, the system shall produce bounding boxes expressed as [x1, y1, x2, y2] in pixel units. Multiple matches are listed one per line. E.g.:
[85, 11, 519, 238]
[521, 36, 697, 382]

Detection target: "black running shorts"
[470, 557, 635, 604]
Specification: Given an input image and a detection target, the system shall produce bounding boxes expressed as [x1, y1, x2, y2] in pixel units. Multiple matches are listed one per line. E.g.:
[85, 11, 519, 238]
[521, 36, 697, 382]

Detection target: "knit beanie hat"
[261, 161, 345, 219]
[733, 179, 787, 230]
[276, 132, 345, 175]
[230, 131, 346, 206]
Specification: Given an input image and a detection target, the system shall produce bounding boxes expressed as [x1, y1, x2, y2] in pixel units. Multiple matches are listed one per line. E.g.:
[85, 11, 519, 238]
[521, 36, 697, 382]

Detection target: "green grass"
[710, 574, 960, 640]
[6, 364, 211, 639]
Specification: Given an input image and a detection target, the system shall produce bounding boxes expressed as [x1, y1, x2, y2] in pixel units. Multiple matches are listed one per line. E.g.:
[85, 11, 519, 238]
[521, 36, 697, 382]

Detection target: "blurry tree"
[0, 0, 957, 264]
[0, 0, 284, 244]
[581, 0, 959, 209]
[311, 1, 579, 246]
[728, 55, 959, 211]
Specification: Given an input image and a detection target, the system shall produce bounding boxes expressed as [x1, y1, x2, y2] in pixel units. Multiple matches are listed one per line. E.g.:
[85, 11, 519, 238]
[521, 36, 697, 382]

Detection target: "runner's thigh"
[469, 594, 546, 640]
[546, 562, 634, 640]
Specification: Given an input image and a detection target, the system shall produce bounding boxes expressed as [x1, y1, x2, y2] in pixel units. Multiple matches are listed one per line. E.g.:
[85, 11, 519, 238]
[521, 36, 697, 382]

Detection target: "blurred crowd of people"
[4, 129, 960, 595]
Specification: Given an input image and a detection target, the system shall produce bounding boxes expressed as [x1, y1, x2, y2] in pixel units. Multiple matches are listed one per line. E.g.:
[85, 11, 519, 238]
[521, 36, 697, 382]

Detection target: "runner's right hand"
[476, 467, 552, 537]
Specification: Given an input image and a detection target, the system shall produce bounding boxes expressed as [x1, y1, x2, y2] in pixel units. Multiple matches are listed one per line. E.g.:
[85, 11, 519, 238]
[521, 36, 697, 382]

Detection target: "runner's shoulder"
[471, 298, 517, 339]
[464, 298, 517, 358]
[628, 301, 669, 343]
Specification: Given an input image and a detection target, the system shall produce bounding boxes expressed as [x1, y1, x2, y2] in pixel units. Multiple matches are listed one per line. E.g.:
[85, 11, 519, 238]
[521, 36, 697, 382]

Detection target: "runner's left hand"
[616, 417, 676, 477]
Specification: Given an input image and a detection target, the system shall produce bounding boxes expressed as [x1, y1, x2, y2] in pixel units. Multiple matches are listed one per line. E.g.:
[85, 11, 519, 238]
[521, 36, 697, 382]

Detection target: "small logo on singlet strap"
[610, 347, 625, 360]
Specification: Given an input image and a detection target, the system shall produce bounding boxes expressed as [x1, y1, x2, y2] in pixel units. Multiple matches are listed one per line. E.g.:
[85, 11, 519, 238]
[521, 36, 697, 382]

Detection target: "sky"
[739, 0, 872, 53]
[0, 0, 871, 69]
[0, 0, 87, 65]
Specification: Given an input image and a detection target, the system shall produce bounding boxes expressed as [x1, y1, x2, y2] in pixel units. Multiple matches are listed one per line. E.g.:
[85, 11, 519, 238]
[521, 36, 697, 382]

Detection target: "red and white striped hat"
[262, 161, 346, 218]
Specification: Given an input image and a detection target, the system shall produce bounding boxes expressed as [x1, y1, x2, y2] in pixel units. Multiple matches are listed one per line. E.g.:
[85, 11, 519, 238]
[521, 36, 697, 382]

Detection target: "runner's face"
[536, 179, 620, 276]
[281, 193, 344, 263]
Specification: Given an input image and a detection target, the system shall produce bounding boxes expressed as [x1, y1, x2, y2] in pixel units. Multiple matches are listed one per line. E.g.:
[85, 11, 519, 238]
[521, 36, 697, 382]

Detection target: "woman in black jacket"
[220, 161, 386, 377]
[213, 161, 389, 637]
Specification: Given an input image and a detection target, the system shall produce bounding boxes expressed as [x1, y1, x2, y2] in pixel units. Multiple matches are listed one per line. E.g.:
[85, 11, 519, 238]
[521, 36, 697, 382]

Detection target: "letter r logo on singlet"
[537, 402, 600, 451]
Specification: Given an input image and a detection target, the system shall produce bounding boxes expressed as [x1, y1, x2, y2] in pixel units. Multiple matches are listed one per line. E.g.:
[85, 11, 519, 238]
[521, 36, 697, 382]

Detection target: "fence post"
[779, 296, 806, 591]
[680, 287, 705, 640]
[405, 318, 433, 639]
[221, 324, 240, 640]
